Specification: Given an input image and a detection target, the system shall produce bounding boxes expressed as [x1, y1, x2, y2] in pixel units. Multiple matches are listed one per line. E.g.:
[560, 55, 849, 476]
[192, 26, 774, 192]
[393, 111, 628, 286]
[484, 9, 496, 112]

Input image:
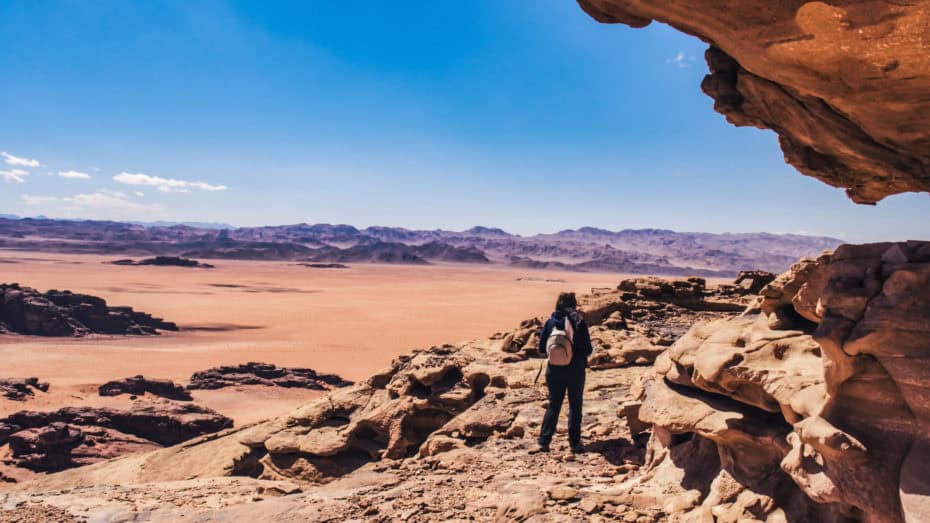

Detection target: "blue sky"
[1, 0, 928, 242]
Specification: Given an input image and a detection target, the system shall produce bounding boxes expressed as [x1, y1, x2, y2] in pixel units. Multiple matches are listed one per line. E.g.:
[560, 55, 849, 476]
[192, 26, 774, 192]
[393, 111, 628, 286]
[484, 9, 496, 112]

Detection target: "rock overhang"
[578, 0, 930, 204]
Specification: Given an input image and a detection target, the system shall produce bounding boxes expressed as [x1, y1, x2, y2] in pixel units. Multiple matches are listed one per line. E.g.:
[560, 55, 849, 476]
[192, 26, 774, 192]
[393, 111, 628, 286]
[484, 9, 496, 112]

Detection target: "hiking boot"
[529, 443, 550, 454]
[570, 444, 585, 454]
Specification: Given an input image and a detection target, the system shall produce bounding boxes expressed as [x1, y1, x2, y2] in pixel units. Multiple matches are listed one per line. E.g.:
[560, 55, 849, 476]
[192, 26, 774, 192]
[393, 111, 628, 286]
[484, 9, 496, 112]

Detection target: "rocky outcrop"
[733, 270, 776, 295]
[295, 263, 349, 269]
[581, 277, 745, 347]
[110, 256, 215, 268]
[629, 241, 930, 522]
[0, 402, 232, 475]
[578, 1, 930, 204]
[0, 283, 178, 336]
[98, 376, 192, 401]
[0, 378, 49, 401]
[187, 363, 352, 391]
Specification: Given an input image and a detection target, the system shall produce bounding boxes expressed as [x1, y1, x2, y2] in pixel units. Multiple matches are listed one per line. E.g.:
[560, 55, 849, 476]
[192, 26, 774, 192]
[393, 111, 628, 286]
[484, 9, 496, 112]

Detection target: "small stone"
[548, 486, 579, 501]
[579, 496, 602, 513]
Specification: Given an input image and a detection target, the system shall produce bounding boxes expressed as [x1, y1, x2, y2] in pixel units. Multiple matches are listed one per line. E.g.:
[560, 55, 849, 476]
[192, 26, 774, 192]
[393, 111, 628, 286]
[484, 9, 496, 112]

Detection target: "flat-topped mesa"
[0, 283, 177, 336]
[109, 256, 214, 268]
[578, 0, 930, 204]
[187, 362, 353, 391]
[98, 376, 192, 401]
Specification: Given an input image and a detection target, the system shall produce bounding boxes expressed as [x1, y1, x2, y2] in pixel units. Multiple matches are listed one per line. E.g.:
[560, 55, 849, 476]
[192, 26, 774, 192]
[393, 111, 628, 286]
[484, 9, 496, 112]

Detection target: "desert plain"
[0, 252, 630, 423]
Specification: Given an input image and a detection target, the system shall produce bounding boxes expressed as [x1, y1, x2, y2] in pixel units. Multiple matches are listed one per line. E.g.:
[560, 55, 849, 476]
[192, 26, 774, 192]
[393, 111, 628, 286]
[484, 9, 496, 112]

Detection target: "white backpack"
[546, 317, 574, 366]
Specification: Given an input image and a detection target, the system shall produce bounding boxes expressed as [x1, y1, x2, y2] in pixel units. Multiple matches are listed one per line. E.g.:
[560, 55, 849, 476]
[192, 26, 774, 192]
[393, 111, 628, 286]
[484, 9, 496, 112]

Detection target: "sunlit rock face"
[636, 242, 930, 522]
[578, 0, 930, 204]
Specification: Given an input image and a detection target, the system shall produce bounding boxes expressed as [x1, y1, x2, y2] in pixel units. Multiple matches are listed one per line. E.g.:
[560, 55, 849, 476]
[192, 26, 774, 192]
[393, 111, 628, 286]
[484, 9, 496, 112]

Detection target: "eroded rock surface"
[578, 0, 930, 204]
[631, 241, 930, 522]
[0, 283, 178, 336]
[188, 363, 352, 391]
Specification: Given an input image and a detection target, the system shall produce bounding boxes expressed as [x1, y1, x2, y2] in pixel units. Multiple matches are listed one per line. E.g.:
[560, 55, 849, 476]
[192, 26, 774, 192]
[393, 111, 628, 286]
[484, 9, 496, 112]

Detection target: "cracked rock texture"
[636, 241, 930, 522]
[578, 0, 930, 204]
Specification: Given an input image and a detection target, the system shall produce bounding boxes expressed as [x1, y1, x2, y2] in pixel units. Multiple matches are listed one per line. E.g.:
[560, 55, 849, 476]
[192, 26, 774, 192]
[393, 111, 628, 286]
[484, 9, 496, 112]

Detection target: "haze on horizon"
[1, 1, 928, 243]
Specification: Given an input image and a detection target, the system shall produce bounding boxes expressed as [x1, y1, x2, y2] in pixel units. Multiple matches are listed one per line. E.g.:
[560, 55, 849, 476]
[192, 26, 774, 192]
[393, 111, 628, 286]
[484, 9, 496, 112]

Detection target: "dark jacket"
[538, 308, 593, 376]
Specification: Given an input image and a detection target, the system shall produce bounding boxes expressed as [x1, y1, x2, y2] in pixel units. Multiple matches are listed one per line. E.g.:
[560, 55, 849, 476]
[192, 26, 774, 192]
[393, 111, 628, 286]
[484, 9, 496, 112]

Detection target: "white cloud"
[19, 190, 166, 220]
[1, 152, 41, 168]
[135, 191, 145, 197]
[0, 169, 29, 183]
[113, 172, 227, 192]
[58, 170, 91, 180]
[667, 51, 696, 68]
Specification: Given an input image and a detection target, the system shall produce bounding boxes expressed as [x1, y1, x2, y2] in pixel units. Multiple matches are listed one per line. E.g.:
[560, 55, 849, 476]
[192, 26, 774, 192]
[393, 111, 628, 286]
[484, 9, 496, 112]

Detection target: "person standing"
[533, 292, 592, 454]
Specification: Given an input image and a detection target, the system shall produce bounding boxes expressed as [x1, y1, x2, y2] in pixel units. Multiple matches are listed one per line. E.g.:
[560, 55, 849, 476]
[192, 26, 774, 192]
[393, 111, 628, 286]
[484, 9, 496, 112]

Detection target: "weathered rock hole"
[231, 447, 267, 478]
[353, 423, 380, 440]
[401, 409, 454, 456]
[776, 305, 819, 333]
[773, 344, 788, 360]
[319, 415, 351, 428]
[407, 380, 432, 399]
[433, 368, 464, 393]
[725, 353, 745, 367]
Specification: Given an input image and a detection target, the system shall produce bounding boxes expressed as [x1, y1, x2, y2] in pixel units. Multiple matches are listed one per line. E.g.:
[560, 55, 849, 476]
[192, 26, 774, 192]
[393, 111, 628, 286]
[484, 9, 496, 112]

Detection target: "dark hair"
[555, 292, 577, 312]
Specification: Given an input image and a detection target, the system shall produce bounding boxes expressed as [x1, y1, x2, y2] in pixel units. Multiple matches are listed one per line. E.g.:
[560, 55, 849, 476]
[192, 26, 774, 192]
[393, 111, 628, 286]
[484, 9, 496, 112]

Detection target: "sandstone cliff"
[578, 0, 930, 204]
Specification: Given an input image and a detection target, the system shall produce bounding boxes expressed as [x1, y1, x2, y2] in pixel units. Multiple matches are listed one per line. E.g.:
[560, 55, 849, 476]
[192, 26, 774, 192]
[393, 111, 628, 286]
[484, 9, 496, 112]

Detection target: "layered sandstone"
[578, 0, 930, 204]
[631, 241, 930, 522]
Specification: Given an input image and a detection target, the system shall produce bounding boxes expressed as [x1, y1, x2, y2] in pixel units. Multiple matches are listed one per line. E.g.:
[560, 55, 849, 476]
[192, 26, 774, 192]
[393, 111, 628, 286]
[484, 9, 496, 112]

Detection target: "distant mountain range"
[0, 217, 842, 276]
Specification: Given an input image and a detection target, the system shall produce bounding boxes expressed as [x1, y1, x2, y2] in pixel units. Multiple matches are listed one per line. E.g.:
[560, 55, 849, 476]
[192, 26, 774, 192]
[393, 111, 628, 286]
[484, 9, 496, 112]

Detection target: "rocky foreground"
[3, 243, 925, 522]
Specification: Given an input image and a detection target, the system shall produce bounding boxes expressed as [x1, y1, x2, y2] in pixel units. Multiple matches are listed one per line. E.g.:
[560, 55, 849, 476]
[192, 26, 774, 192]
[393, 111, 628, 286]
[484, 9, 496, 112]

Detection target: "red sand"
[0, 253, 625, 422]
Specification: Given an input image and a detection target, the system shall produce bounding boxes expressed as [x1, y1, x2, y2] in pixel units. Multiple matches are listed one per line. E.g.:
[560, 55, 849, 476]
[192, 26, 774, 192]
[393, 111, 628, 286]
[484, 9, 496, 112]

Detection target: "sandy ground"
[0, 252, 626, 423]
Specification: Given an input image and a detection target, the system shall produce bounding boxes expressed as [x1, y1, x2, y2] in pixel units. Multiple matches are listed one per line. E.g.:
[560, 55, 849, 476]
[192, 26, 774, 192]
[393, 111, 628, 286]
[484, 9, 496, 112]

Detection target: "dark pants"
[539, 371, 585, 447]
